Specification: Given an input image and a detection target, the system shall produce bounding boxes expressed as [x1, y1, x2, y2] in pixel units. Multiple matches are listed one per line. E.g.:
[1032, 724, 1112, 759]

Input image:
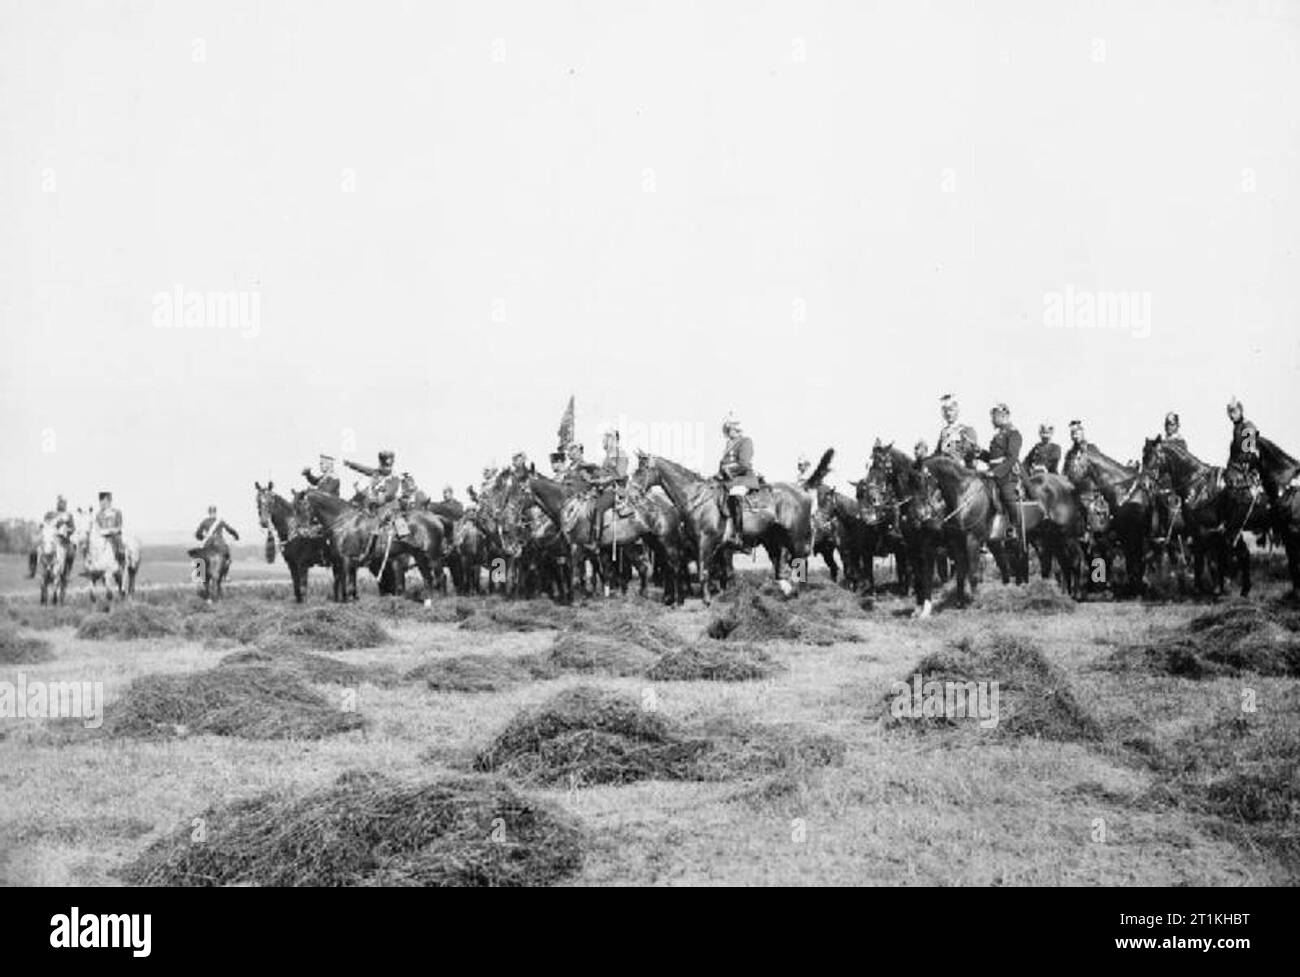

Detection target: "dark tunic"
[719, 436, 761, 489]
[1023, 441, 1061, 475]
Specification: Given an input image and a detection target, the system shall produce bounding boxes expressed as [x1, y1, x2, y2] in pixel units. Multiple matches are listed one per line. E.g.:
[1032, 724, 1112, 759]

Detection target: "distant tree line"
[0, 518, 39, 554]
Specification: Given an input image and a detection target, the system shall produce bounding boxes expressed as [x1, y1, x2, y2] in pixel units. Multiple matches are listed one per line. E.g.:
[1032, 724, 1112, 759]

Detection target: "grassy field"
[0, 548, 287, 597]
[1, 553, 1296, 887]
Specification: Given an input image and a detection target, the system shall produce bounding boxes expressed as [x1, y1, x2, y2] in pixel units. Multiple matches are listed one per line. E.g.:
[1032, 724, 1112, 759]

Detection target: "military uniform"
[1227, 416, 1262, 490]
[304, 469, 340, 496]
[589, 444, 631, 536]
[1023, 440, 1061, 475]
[980, 424, 1023, 525]
[346, 457, 401, 507]
[1063, 442, 1097, 490]
[95, 503, 125, 563]
[936, 422, 980, 467]
[195, 515, 240, 555]
[44, 505, 75, 540]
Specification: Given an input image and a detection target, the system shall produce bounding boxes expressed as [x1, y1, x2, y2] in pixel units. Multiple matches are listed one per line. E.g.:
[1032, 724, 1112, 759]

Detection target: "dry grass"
[646, 642, 781, 682]
[118, 770, 584, 887]
[706, 575, 858, 645]
[184, 603, 390, 651]
[0, 625, 55, 664]
[407, 654, 554, 692]
[76, 604, 183, 640]
[472, 685, 843, 788]
[970, 579, 1078, 615]
[546, 632, 659, 677]
[1109, 602, 1300, 679]
[888, 632, 1103, 742]
[97, 666, 365, 740]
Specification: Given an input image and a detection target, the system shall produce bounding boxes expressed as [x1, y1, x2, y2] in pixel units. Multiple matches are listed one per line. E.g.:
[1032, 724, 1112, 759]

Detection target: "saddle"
[740, 485, 775, 510]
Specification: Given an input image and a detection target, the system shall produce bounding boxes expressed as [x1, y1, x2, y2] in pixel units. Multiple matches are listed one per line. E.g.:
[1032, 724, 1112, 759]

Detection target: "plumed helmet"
[1069, 419, 1084, 433]
[1038, 423, 1054, 436]
[1164, 411, 1180, 429]
[722, 412, 740, 434]
[1226, 396, 1242, 412]
[991, 402, 1010, 415]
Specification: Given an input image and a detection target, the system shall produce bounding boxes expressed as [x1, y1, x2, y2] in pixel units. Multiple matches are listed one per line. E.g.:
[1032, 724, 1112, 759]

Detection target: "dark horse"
[1021, 472, 1086, 598]
[869, 445, 996, 617]
[1256, 436, 1300, 593]
[630, 452, 821, 605]
[850, 476, 915, 595]
[1066, 445, 1153, 598]
[298, 490, 448, 603]
[1142, 437, 1271, 597]
[255, 482, 330, 602]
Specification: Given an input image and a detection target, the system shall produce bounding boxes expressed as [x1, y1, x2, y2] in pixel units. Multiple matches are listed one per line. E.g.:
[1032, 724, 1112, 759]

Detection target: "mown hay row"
[473, 686, 842, 787]
[1108, 603, 1300, 679]
[102, 665, 364, 740]
[886, 632, 1102, 742]
[118, 771, 584, 887]
[0, 625, 55, 664]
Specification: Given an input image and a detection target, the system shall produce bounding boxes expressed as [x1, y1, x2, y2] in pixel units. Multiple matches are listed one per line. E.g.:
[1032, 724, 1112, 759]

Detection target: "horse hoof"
[424, 598, 432, 608]
[917, 600, 933, 620]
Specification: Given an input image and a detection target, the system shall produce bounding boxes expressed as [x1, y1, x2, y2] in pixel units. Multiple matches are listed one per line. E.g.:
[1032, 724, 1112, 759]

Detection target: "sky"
[2, 0, 1298, 541]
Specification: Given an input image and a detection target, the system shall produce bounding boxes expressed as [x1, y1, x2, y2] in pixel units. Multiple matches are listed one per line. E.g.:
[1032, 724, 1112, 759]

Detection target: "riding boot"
[728, 497, 744, 546]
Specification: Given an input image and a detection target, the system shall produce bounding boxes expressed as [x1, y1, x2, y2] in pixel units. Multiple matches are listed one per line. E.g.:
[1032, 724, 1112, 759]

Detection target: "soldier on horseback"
[301, 454, 340, 496]
[935, 394, 979, 467]
[194, 505, 240, 554]
[587, 428, 630, 538]
[979, 403, 1024, 540]
[1162, 412, 1186, 447]
[346, 450, 401, 506]
[796, 455, 811, 486]
[561, 442, 599, 492]
[1225, 396, 1263, 496]
[398, 473, 430, 510]
[1063, 420, 1110, 527]
[95, 491, 125, 564]
[719, 414, 759, 546]
[1024, 424, 1061, 475]
[438, 486, 464, 521]
[44, 495, 76, 542]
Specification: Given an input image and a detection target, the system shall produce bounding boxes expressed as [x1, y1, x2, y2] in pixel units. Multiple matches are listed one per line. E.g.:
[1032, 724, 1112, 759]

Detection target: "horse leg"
[1236, 537, 1251, 598]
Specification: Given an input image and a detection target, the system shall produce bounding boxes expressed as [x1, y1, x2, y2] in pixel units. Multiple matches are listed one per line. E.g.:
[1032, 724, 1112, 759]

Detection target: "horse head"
[1140, 437, 1165, 477]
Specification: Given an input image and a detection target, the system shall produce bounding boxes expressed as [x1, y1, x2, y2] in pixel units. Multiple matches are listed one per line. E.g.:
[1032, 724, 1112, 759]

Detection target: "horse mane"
[1153, 437, 1210, 472]
[647, 454, 706, 482]
[1085, 445, 1137, 477]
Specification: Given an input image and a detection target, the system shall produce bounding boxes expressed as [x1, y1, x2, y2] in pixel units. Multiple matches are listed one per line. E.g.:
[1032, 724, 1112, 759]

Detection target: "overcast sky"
[2, 0, 1298, 540]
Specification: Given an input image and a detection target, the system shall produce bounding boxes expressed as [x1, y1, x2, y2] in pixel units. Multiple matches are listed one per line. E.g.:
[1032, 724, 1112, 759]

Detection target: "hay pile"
[706, 576, 857, 645]
[474, 686, 842, 787]
[795, 579, 873, 620]
[407, 654, 554, 693]
[646, 642, 781, 682]
[458, 603, 569, 633]
[1135, 700, 1300, 876]
[970, 579, 1077, 615]
[4, 603, 85, 630]
[75, 604, 182, 640]
[1111, 603, 1300, 679]
[889, 633, 1102, 742]
[185, 603, 390, 651]
[0, 626, 55, 664]
[546, 632, 660, 677]
[118, 771, 584, 887]
[104, 666, 365, 740]
[219, 645, 397, 688]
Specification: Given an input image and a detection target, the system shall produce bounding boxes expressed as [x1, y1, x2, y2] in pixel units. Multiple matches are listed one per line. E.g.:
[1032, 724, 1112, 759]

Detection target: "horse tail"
[804, 449, 835, 490]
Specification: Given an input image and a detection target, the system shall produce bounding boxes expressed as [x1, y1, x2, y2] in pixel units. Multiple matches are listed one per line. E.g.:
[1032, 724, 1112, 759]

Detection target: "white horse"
[75, 514, 141, 603]
[35, 521, 74, 605]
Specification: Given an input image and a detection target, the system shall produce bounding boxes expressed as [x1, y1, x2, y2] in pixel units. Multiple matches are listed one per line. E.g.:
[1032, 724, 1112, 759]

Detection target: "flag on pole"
[556, 395, 575, 451]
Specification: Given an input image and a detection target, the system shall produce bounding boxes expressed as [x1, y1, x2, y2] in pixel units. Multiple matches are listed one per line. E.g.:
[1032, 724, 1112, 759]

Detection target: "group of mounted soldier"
[32, 391, 1299, 609]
